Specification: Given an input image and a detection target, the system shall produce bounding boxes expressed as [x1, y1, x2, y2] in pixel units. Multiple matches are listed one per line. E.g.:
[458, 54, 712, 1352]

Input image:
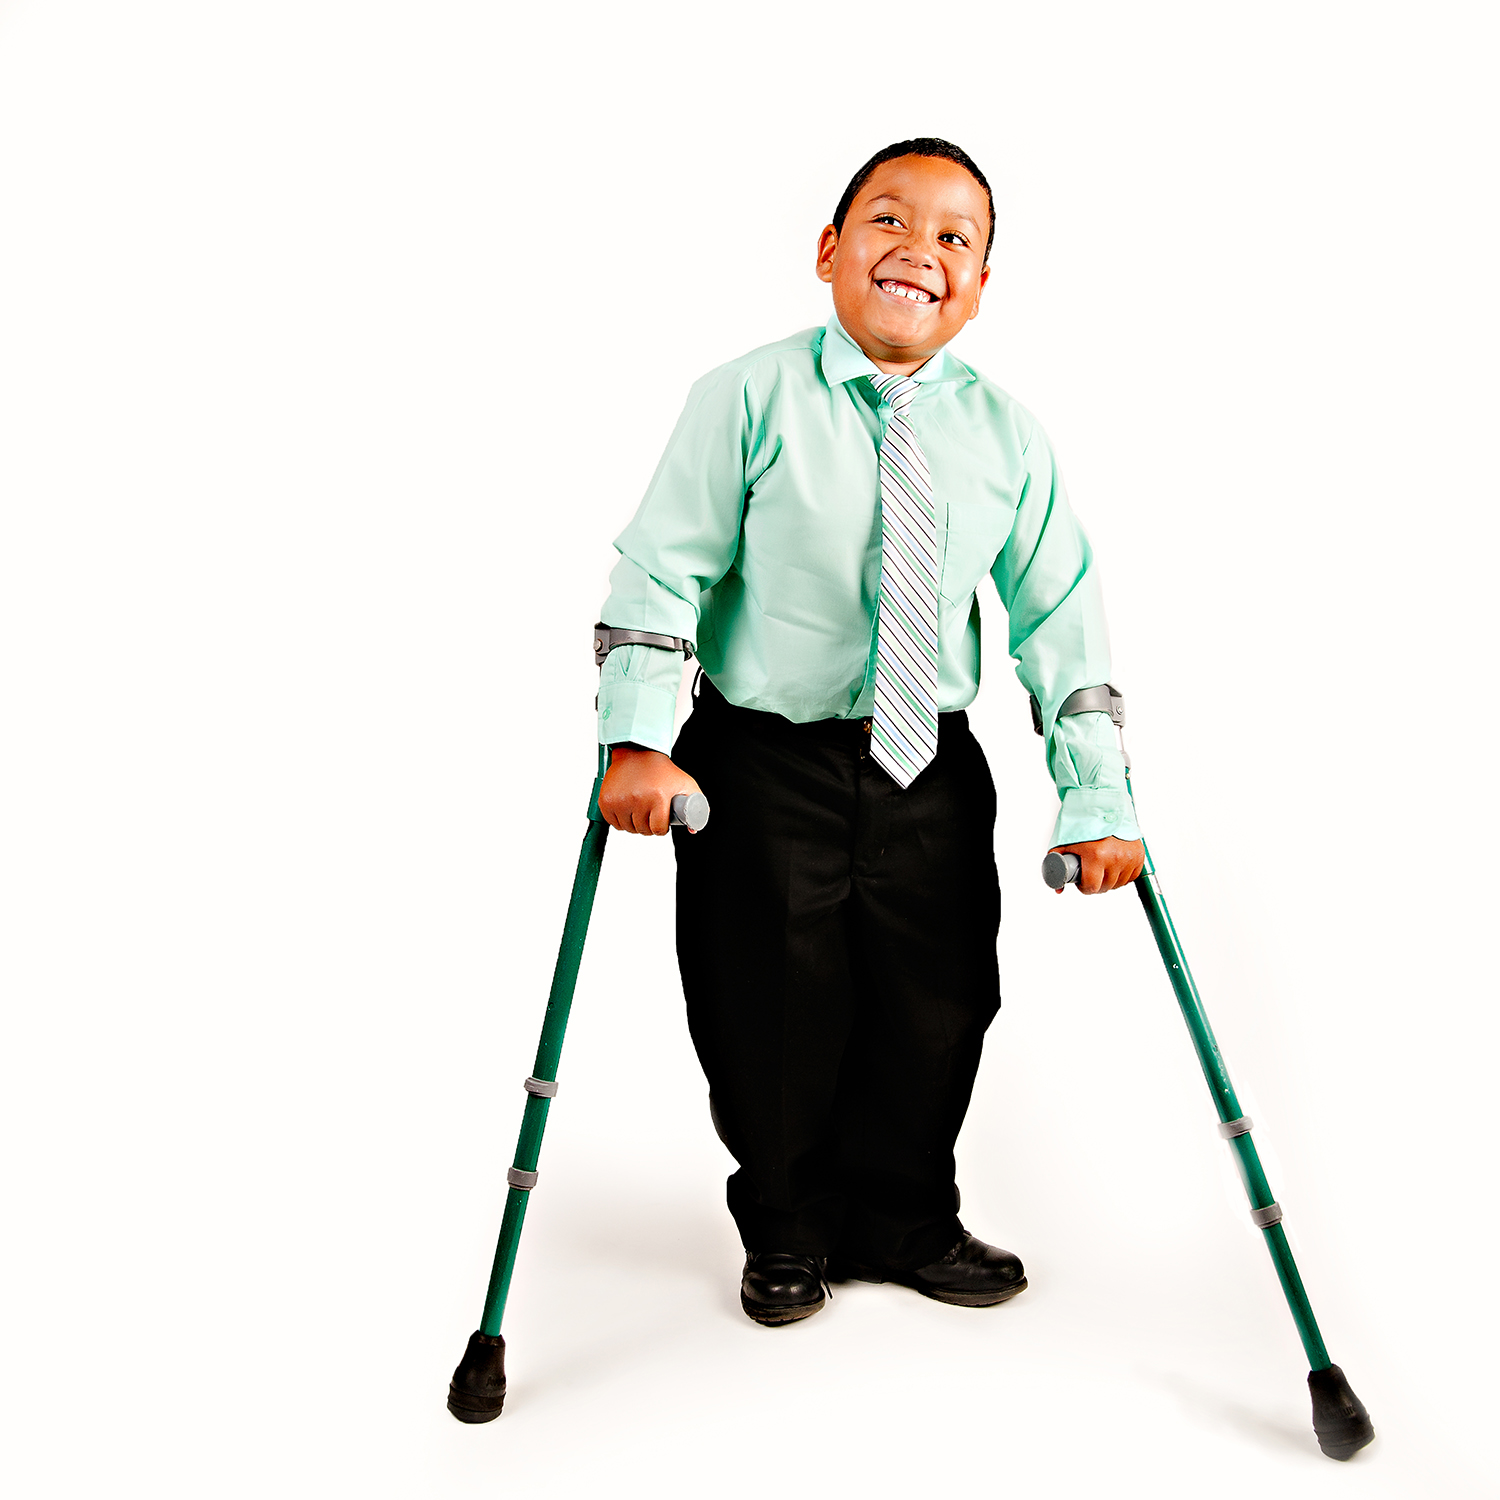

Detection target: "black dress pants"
[671, 677, 1002, 1271]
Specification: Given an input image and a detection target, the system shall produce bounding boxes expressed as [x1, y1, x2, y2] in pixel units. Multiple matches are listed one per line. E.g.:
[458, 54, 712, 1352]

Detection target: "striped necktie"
[869, 373, 939, 789]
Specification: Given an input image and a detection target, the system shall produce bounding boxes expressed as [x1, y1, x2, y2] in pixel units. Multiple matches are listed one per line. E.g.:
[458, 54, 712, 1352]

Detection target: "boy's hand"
[1048, 836, 1145, 894]
[598, 746, 704, 836]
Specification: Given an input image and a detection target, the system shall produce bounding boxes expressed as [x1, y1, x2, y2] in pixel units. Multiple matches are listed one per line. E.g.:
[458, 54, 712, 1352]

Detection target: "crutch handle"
[670, 792, 711, 832]
[1041, 850, 1081, 888]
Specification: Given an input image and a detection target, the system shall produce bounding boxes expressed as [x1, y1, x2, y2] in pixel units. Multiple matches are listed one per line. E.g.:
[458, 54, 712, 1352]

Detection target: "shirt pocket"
[938, 500, 1015, 605]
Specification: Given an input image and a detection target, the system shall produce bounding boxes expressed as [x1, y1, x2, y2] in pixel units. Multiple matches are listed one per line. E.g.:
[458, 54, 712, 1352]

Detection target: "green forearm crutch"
[1043, 771, 1374, 1461]
[446, 746, 708, 1423]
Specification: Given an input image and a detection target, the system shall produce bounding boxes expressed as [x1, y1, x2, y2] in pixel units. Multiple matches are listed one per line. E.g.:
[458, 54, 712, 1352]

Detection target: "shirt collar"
[818, 311, 974, 390]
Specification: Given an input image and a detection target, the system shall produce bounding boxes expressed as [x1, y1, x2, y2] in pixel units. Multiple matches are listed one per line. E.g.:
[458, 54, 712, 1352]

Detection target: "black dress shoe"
[740, 1250, 827, 1326]
[827, 1232, 1027, 1307]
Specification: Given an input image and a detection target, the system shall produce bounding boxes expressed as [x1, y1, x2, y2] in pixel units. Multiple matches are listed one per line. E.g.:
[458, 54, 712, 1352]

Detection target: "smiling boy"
[594, 139, 1143, 1326]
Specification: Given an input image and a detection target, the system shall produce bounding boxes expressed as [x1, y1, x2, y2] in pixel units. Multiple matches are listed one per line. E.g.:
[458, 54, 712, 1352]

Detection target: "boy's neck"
[868, 353, 930, 376]
[838, 318, 942, 378]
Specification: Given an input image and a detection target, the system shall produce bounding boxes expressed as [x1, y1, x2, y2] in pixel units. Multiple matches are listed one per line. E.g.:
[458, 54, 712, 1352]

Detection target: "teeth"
[882, 280, 931, 303]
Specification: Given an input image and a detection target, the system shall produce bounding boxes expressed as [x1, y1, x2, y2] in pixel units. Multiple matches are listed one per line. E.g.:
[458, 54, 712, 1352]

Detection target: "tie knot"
[871, 374, 920, 414]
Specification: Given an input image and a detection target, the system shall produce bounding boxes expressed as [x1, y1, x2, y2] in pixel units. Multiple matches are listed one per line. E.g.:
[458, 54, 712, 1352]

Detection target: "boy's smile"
[816, 155, 991, 375]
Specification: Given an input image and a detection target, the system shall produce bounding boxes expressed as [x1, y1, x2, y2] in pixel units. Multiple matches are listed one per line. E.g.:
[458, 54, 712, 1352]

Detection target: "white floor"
[11, 816, 1490, 1500]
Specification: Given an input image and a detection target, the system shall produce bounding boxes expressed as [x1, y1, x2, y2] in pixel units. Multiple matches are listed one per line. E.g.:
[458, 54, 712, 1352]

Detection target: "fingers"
[609, 791, 681, 836]
[598, 771, 664, 836]
[1112, 841, 1146, 890]
[1058, 844, 1105, 894]
[629, 793, 663, 836]
[599, 791, 656, 835]
[1056, 838, 1146, 895]
[599, 751, 703, 837]
[1086, 855, 1137, 894]
[647, 795, 671, 837]
[1105, 851, 1145, 891]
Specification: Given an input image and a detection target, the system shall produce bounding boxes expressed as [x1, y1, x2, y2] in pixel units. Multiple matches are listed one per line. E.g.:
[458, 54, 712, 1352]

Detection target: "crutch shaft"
[1034, 714, 1370, 1458]
[478, 811, 609, 1336]
[1133, 862, 1331, 1370]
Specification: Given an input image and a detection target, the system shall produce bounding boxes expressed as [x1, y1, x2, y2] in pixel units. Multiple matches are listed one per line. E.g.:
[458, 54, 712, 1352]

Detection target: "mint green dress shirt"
[597, 314, 1139, 847]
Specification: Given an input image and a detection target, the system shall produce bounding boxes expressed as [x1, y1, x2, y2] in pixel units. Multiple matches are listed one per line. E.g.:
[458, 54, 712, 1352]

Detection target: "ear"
[967, 262, 991, 321]
[815, 224, 838, 284]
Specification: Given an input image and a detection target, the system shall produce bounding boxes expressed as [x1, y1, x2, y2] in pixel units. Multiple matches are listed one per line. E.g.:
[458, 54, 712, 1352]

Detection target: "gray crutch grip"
[1041, 850, 1081, 888]
[670, 792, 711, 832]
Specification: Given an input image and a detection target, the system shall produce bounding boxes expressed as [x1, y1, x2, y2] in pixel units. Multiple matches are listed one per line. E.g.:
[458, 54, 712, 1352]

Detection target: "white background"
[3, 2, 1497, 1496]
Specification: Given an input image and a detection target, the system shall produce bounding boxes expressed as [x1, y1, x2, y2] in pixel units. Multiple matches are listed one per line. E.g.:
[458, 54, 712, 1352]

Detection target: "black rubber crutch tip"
[447, 1331, 507, 1423]
[1308, 1364, 1374, 1460]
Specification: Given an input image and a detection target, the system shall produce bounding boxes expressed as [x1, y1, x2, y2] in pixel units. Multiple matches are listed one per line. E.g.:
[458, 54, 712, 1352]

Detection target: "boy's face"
[816, 155, 991, 375]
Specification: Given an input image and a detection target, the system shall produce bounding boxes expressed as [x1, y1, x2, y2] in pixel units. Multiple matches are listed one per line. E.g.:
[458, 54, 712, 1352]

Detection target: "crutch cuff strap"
[507, 1168, 539, 1191]
[1250, 1202, 1284, 1228]
[1218, 1116, 1253, 1138]
[594, 622, 695, 667]
[1030, 683, 1125, 735]
[524, 1077, 558, 1097]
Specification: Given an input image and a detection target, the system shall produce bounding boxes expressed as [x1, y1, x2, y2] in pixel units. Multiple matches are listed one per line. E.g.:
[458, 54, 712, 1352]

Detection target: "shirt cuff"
[1051, 786, 1141, 847]
[597, 679, 677, 754]
[596, 643, 683, 754]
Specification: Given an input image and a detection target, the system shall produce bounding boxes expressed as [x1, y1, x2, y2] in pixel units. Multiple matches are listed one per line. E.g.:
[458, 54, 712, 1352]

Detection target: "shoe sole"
[740, 1292, 826, 1326]
[828, 1265, 1028, 1308]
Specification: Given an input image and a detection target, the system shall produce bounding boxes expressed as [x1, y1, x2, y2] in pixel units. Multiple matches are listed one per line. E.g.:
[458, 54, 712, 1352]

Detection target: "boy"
[594, 139, 1144, 1326]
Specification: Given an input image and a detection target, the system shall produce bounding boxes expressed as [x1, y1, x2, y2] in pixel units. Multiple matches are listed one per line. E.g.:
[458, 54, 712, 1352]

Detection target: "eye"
[939, 232, 971, 248]
[872, 213, 905, 228]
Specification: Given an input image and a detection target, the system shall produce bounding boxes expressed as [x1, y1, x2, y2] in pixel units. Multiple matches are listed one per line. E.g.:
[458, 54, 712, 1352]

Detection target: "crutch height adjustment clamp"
[1218, 1115, 1253, 1138]
[524, 1077, 559, 1097]
[1250, 1202, 1284, 1228]
[507, 1168, 539, 1191]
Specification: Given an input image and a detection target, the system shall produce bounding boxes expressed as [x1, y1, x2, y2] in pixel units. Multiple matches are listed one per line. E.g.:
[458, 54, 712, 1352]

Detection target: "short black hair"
[832, 137, 995, 264]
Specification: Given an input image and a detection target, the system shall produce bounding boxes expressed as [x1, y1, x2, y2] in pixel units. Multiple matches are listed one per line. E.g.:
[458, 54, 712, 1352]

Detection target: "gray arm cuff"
[1030, 683, 1125, 735]
[594, 622, 694, 667]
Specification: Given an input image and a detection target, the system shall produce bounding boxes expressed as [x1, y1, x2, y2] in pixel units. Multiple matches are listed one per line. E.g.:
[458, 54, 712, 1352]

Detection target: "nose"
[897, 235, 936, 270]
